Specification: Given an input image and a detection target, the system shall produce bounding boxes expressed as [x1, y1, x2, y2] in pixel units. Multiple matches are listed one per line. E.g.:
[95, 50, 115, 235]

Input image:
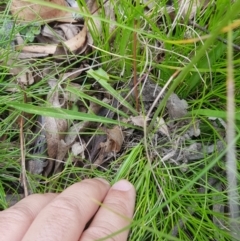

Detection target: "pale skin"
[0, 179, 136, 241]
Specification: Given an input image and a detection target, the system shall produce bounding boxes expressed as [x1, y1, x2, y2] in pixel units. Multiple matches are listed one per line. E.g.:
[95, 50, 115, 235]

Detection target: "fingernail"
[112, 180, 133, 191]
[94, 178, 110, 185]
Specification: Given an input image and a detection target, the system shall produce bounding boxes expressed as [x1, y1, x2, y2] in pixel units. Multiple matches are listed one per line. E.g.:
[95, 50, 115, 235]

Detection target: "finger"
[80, 179, 136, 241]
[22, 178, 110, 241]
[0, 193, 57, 241]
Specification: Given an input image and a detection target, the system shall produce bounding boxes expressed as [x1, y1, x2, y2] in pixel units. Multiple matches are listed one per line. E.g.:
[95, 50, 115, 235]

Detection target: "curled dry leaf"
[11, 0, 74, 22]
[44, 116, 68, 159]
[104, 126, 124, 153]
[44, 80, 68, 159]
[17, 25, 87, 54]
[91, 126, 123, 168]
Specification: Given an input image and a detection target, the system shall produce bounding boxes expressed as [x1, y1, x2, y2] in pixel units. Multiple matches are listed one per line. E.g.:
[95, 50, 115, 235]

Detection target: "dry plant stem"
[133, 18, 139, 112]
[226, 28, 239, 240]
[188, 20, 240, 51]
[19, 89, 28, 197]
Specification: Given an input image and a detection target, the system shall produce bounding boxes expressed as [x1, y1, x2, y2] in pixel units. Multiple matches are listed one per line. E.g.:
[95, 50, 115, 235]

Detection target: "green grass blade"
[87, 68, 138, 115]
[7, 102, 133, 127]
[66, 86, 129, 118]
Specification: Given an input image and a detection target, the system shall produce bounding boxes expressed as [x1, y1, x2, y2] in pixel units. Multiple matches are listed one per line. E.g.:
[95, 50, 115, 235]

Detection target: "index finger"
[22, 178, 110, 241]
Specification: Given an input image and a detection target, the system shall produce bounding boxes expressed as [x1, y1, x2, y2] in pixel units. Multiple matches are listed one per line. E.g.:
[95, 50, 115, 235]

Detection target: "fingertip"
[111, 179, 135, 192]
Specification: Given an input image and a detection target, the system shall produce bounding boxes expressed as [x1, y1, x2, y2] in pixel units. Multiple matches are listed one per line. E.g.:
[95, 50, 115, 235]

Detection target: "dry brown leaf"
[18, 52, 49, 58]
[53, 139, 71, 173]
[91, 126, 123, 167]
[14, 69, 34, 86]
[11, 0, 75, 22]
[58, 24, 79, 40]
[17, 24, 87, 54]
[40, 25, 65, 44]
[65, 121, 89, 145]
[44, 116, 68, 159]
[40, 24, 79, 44]
[44, 80, 68, 159]
[157, 117, 170, 139]
[105, 126, 124, 153]
[130, 115, 151, 127]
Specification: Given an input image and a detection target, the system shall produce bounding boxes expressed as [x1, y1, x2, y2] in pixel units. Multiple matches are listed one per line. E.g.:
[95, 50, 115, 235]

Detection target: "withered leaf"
[157, 117, 170, 139]
[91, 126, 123, 168]
[44, 79, 68, 159]
[17, 25, 87, 54]
[44, 116, 68, 159]
[11, 0, 74, 23]
[130, 115, 151, 128]
[105, 126, 124, 153]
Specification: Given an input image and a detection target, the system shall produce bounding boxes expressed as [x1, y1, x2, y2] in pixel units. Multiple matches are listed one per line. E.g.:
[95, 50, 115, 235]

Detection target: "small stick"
[19, 87, 28, 197]
[133, 18, 139, 112]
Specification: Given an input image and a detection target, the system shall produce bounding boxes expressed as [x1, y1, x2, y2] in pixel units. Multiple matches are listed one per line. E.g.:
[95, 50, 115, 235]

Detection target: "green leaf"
[7, 102, 133, 127]
[133, 5, 144, 18]
[87, 68, 138, 115]
[191, 109, 240, 121]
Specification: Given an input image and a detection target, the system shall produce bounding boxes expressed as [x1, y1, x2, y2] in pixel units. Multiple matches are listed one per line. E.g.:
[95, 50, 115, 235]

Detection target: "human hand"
[0, 179, 136, 241]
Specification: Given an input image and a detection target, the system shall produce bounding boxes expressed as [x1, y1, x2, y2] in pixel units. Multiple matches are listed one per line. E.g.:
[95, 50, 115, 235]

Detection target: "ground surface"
[1, 0, 240, 240]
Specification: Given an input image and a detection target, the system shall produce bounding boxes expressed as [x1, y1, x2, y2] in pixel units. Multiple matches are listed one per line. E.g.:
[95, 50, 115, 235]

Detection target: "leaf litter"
[2, 0, 230, 236]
